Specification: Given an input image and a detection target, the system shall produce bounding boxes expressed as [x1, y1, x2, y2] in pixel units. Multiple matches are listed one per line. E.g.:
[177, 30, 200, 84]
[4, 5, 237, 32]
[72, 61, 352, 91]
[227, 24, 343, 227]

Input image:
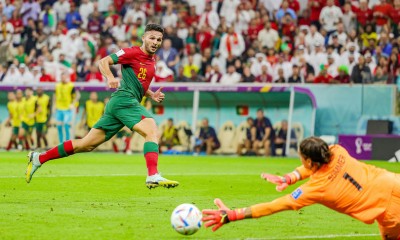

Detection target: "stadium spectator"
[207, 63, 223, 84]
[308, 0, 324, 29]
[154, 61, 174, 83]
[379, 32, 393, 57]
[350, 56, 372, 83]
[3, 64, 20, 84]
[85, 65, 102, 82]
[65, 2, 82, 30]
[251, 109, 275, 156]
[354, 0, 373, 28]
[3, 0, 15, 20]
[219, 26, 245, 59]
[20, 0, 41, 26]
[391, 0, 400, 37]
[255, 65, 273, 83]
[326, 55, 338, 78]
[388, 52, 400, 83]
[79, 0, 94, 29]
[220, 65, 241, 84]
[241, 65, 256, 83]
[194, 118, 220, 155]
[53, 0, 70, 22]
[365, 52, 377, 72]
[161, 3, 178, 28]
[314, 65, 333, 84]
[123, 2, 146, 26]
[305, 25, 324, 52]
[373, 66, 389, 84]
[251, 53, 272, 78]
[157, 38, 179, 73]
[159, 118, 180, 151]
[319, 0, 343, 38]
[220, 0, 241, 27]
[373, 0, 393, 33]
[332, 65, 350, 84]
[276, 1, 297, 25]
[18, 63, 34, 84]
[39, 67, 54, 82]
[288, 64, 303, 83]
[257, 22, 279, 51]
[341, 2, 356, 34]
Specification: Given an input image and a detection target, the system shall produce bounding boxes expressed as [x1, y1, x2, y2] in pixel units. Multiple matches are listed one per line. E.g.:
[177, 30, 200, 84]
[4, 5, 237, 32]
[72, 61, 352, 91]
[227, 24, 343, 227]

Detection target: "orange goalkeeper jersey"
[253, 145, 397, 224]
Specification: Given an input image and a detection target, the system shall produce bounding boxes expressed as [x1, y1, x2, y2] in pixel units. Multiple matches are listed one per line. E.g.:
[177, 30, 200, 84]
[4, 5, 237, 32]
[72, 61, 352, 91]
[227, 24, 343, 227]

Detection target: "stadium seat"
[216, 121, 236, 154]
[0, 120, 12, 148]
[173, 121, 191, 152]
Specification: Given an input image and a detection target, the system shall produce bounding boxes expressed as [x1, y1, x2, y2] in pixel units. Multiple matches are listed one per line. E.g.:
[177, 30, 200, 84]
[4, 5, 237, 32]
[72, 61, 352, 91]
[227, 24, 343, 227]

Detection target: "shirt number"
[138, 67, 147, 80]
[343, 172, 363, 191]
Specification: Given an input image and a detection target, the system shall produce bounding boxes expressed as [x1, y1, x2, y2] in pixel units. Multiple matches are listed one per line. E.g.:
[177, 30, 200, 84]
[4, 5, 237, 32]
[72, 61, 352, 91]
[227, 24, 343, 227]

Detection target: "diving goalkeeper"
[202, 137, 400, 239]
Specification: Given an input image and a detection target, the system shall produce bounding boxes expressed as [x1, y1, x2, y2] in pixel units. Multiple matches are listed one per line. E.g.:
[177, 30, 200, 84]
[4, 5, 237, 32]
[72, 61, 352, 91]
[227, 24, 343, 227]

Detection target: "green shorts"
[22, 122, 35, 134]
[93, 95, 153, 141]
[35, 122, 47, 134]
[12, 126, 19, 135]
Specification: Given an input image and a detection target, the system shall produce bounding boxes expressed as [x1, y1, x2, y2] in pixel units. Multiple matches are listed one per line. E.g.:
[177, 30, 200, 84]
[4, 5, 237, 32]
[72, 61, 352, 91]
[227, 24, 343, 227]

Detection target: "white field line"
[246, 233, 380, 239]
[0, 172, 253, 178]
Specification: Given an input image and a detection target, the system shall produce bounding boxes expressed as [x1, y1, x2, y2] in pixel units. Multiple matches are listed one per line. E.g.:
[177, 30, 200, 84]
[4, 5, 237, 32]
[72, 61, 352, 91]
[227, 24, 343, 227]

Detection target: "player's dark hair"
[145, 23, 164, 34]
[299, 137, 332, 164]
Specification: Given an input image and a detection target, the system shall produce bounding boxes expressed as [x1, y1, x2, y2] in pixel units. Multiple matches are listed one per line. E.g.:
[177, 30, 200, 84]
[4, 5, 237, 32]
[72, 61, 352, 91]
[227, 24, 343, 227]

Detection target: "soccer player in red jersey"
[26, 24, 179, 189]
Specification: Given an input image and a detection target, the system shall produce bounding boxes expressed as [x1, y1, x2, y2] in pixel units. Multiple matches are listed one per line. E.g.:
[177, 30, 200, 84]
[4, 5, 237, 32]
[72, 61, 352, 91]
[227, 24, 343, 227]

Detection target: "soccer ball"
[171, 203, 202, 235]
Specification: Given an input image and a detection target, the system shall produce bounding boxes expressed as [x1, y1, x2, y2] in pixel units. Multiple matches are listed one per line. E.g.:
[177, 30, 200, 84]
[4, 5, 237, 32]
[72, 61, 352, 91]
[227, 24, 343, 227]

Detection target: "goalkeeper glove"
[261, 173, 291, 192]
[202, 198, 245, 232]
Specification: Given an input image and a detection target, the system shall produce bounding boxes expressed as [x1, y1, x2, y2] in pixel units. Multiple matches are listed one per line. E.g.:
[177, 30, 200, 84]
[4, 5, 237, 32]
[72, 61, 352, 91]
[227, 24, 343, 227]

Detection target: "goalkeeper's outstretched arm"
[261, 165, 313, 191]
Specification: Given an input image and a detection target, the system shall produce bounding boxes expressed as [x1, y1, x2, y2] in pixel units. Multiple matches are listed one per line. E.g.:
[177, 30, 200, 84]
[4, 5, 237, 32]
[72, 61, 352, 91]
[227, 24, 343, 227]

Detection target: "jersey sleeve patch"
[116, 49, 125, 57]
[291, 188, 303, 200]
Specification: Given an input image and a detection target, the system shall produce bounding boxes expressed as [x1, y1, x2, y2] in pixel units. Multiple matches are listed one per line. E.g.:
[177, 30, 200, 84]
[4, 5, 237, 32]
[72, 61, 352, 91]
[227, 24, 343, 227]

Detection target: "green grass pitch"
[1, 152, 399, 240]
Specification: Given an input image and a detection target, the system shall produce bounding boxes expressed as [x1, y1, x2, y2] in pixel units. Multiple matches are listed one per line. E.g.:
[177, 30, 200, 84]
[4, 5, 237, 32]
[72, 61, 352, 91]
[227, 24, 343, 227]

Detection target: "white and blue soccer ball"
[171, 203, 202, 235]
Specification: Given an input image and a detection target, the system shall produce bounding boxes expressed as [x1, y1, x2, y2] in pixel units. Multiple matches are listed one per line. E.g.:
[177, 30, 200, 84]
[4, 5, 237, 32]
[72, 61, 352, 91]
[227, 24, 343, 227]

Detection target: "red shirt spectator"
[373, 0, 394, 26]
[314, 72, 333, 83]
[196, 27, 213, 51]
[184, 7, 199, 27]
[390, 2, 400, 25]
[288, 0, 300, 13]
[85, 66, 103, 82]
[354, 6, 373, 26]
[308, 0, 325, 22]
[247, 18, 263, 41]
[39, 72, 55, 82]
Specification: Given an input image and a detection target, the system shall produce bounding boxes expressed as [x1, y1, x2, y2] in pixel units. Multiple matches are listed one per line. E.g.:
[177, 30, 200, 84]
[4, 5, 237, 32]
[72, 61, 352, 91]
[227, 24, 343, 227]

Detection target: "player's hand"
[152, 87, 165, 103]
[261, 173, 289, 192]
[202, 198, 231, 232]
[107, 77, 119, 88]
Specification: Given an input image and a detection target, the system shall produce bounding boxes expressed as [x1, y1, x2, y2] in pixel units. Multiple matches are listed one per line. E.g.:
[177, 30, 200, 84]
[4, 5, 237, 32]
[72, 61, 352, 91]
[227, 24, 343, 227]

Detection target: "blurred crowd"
[0, 0, 399, 85]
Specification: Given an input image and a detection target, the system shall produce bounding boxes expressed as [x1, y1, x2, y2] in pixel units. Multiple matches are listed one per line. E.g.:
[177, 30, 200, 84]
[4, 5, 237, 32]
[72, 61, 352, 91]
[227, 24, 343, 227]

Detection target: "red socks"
[144, 142, 159, 176]
[39, 140, 74, 164]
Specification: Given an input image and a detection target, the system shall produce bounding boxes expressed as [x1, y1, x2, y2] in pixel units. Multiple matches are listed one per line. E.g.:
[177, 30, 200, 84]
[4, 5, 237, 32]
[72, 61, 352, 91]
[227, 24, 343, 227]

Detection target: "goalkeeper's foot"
[146, 173, 179, 189]
[25, 151, 41, 183]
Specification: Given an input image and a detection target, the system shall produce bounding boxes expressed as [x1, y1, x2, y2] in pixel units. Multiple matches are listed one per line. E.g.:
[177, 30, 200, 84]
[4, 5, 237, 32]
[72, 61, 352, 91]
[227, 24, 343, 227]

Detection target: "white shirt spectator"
[235, 9, 251, 33]
[162, 11, 178, 28]
[18, 65, 34, 84]
[219, 32, 245, 59]
[2, 65, 21, 84]
[309, 49, 328, 75]
[273, 61, 293, 80]
[220, 71, 241, 84]
[257, 27, 279, 49]
[111, 23, 127, 42]
[48, 32, 66, 50]
[79, 0, 94, 29]
[305, 32, 325, 52]
[250, 54, 272, 77]
[62, 30, 84, 63]
[20, 1, 41, 26]
[328, 32, 347, 46]
[187, 0, 206, 15]
[220, 0, 241, 26]
[211, 54, 227, 74]
[97, 0, 111, 12]
[319, 4, 343, 32]
[368, 0, 380, 8]
[31, 67, 42, 83]
[53, 0, 70, 21]
[259, 0, 283, 16]
[124, 8, 146, 26]
[327, 63, 339, 77]
[198, 10, 220, 31]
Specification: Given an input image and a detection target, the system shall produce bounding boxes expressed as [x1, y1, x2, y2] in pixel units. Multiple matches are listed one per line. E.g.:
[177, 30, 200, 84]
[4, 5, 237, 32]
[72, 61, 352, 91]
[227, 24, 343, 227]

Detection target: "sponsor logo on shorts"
[291, 188, 303, 200]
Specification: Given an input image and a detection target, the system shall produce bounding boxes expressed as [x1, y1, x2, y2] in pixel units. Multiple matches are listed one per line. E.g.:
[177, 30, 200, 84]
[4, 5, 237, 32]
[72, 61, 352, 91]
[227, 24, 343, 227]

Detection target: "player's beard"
[146, 42, 159, 55]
